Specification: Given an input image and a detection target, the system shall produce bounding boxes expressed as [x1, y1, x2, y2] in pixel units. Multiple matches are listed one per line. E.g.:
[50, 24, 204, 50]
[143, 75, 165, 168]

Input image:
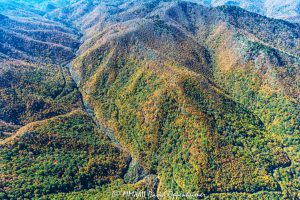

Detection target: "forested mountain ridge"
[193, 0, 300, 23]
[0, 0, 299, 199]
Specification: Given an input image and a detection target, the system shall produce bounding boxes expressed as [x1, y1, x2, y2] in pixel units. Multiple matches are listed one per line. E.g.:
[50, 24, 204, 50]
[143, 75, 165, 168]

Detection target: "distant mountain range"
[1, 0, 299, 23]
[0, 0, 299, 199]
[191, 0, 300, 23]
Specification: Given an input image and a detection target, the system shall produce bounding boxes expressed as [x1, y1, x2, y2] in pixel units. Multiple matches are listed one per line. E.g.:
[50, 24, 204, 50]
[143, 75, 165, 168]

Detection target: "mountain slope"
[0, 0, 299, 199]
[0, 110, 130, 199]
[0, 2, 132, 199]
[0, 14, 79, 64]
[60, 0, 298, 198]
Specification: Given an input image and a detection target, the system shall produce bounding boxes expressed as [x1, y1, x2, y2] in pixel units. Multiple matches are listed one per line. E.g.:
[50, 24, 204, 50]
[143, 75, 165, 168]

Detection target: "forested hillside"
[0, 0, 299, 199]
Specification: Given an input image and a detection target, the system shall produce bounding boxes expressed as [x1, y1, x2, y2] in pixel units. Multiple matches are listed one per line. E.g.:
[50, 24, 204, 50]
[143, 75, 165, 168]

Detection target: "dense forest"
[0, 0, 299, 199]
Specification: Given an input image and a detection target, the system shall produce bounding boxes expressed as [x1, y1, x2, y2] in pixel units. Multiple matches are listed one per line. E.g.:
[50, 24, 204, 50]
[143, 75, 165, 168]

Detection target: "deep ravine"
[63, 29, 160, 186]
